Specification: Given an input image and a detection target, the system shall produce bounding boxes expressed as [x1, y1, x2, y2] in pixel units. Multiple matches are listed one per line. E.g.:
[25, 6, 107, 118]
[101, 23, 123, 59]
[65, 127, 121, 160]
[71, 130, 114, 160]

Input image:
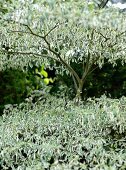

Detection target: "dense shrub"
[0, 67, 46, 115]
[0, 96, 126, 169]
[0, 69, 29, 115]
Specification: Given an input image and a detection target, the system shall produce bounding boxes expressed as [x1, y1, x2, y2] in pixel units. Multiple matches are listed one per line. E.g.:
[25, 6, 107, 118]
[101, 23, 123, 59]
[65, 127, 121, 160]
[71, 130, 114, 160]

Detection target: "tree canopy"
[0, 0, 126, 100]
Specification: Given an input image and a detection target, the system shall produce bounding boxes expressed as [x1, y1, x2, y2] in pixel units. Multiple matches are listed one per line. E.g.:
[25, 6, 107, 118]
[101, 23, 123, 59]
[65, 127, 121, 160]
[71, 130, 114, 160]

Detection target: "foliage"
[0, 95, 126, 169]
[0, 69, 31, 115]
[0, 66, 53, 115]
[35, 64, 55, 85]
[86, 60, 126, 98]
[0, 0, 126, 101]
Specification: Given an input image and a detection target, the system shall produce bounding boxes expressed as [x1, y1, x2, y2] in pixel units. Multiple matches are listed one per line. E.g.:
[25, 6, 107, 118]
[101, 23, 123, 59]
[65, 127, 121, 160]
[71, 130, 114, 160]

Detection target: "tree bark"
[74, 79, 83, 105]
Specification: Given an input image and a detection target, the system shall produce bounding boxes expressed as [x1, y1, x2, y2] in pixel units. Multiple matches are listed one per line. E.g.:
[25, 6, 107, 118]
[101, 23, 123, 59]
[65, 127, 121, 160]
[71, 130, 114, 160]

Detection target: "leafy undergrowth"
[0, 95, 126, 170]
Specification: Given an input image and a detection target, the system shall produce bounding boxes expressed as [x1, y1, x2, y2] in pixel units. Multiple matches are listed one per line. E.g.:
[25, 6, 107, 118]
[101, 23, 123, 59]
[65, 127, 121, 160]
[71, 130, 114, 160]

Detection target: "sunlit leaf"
[44, 78, 50, 85]
[40, 69, 48, 77]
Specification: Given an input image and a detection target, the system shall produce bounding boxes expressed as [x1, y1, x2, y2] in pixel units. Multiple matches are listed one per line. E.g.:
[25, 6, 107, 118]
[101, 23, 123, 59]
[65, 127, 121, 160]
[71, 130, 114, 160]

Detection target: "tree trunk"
[74, 80, 83, 105]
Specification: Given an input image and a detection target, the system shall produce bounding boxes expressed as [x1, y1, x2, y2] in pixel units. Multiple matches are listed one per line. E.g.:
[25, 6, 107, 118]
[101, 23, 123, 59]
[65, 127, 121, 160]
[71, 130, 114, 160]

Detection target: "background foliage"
[55, 60, 126, 99]
[0, 65, 52, 115]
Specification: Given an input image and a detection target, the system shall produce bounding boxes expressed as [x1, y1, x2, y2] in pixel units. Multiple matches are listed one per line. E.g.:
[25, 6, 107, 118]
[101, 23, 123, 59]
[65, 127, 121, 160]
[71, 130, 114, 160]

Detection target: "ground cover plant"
[0, 95, 126, 169]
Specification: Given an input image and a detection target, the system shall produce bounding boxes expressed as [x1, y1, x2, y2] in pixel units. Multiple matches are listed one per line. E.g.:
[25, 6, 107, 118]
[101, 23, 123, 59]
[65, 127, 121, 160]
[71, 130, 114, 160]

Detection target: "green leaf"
[35, 68, 39, 73]
[40, 70, 48, 78]
[42, 49, 48, 55]
[44, 78, 50, 85]
[88, 2, 95, 11]
[49, 78, 54, 83]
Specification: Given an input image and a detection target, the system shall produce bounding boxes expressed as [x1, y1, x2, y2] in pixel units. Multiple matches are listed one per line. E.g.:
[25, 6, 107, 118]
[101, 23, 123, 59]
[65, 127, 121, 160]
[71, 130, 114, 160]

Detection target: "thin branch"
[0, 50, 60, 62]
[0, 17, 45, 39]
[82, 53, 90, 81]
[71, 73, 78, 91]
[116, 30, 126, 38]
[42, 36, 81, 83]
[8, 21, 63, 39]
[81, 58, 108, 85]
[82, 29, 95, 82]
[44, 22, 61, 37]
[95, 30, 110, 42]
[8, 23, 79, 77]
[88, 61, 108, 75]
[98, 0, 109, 9]
[21, 23, 45, 39]
[81, 29, 102, 84]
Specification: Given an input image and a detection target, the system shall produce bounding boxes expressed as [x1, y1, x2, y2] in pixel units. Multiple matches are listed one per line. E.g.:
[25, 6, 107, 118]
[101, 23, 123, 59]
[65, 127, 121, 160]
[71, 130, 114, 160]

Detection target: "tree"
[0, 0, 126, 103]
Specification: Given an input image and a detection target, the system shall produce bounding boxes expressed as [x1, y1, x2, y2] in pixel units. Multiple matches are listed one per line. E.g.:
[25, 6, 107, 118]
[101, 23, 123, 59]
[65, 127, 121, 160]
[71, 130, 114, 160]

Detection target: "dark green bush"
[0, 68, 45, 115]
[0, 69, 28, 115]
[85, 60, 126, 98]
[0, 64, 56, 115]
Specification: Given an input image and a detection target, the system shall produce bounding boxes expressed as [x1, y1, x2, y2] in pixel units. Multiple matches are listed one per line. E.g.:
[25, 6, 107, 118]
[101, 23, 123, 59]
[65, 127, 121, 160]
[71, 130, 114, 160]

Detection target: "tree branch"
[44, 22, 61, 37]
[0, 50, 60, 62]
[20, 23, 45, 39]
[71, 73, 78, 91]
[88, 60, 109, 75]
[116, 30, 126, 38]
[98, 0, 109, 9]
[0, 17, 45, 39]
[41, 36, 81, 83]
[95, 30, 110, 42]
[81, 29, 95, 82]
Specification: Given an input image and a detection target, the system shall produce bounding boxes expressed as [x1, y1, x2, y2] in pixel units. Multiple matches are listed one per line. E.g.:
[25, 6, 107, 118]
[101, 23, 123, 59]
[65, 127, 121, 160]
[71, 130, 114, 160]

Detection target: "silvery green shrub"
[0, 95, 126, 169]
